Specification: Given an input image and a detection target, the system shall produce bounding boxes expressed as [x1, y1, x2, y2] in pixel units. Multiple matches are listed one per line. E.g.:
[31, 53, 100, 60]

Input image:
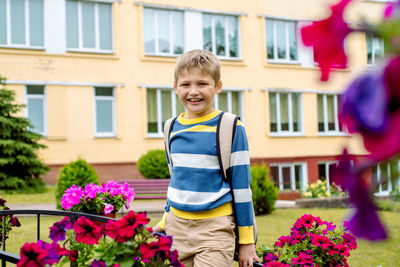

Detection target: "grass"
[1, 185, 56, 204]
[3, 208, 400, 266]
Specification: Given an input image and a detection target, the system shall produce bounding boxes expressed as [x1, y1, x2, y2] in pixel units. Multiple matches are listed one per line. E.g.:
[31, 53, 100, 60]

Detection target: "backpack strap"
[216, 112, 258, 246]
[216, 112, 239, 181]
[163, 117, 178, 176]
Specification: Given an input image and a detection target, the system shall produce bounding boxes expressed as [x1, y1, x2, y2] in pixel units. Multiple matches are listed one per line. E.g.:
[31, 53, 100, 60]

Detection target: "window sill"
[146, 133, 163, 139]
[269, 132, 305, 137]
[0, 45, 45, 50]
[45, 136, 67, 141]
[66, 48, 114, 55]
[318, 132, 348, 137]
[94, 135, 120, 139]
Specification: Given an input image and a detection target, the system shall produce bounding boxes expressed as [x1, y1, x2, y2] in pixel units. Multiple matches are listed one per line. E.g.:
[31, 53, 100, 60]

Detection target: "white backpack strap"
[217, 112, 238, 181]
[163, 117, 177, 176]
[217, 112, 258, 245]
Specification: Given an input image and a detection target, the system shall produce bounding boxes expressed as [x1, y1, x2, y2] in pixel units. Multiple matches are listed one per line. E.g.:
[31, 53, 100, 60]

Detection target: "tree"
[0, 76, 48, 191]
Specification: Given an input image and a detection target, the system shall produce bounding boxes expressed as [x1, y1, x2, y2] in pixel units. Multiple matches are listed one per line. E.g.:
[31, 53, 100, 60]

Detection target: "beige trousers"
[165, 211, 236, 267]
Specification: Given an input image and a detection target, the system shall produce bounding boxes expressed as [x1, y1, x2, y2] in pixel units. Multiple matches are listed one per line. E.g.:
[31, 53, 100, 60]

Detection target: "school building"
[1, 0, 398, 199]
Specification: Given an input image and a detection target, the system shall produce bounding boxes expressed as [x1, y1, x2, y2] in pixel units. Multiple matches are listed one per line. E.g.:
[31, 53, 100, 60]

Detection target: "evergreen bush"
[137, 149, 170, 179]
[0, 77, 48, 192]
[55, 158, 99, 209]
[250, 164, 278, 215]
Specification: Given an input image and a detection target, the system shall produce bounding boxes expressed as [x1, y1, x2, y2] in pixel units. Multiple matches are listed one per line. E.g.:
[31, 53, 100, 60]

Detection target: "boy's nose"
[189, 86, 199, 95]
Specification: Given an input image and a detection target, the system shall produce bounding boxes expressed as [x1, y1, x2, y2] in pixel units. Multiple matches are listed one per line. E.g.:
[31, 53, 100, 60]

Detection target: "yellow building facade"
[0, 0, 392, 196]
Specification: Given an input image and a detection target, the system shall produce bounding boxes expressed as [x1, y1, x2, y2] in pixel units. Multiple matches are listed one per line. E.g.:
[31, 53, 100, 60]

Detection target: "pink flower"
[341, 233, 357, 250]
[60, 185, 84, 210]
[84, 183, 102, 199]
[301, 0, 353, 81]
[102, 180, 123, 196]
[291, 252, 314, 266]
[103, 203, 114, 215]
[274, 235, 291, 248]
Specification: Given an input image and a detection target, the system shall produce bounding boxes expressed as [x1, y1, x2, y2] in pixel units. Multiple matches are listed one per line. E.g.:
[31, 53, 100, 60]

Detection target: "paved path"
[7, 200, 297, 215]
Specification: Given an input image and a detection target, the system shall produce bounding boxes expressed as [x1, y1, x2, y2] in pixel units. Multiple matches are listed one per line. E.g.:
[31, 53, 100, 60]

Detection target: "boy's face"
[174, 67, 222, 119]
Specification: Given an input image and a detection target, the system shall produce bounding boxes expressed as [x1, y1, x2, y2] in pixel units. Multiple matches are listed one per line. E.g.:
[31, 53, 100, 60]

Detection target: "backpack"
[163, 112, 258, 248]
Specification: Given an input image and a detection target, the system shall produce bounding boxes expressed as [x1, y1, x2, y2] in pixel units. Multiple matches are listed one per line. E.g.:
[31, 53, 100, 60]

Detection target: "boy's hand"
[238, 244, 259, 267]
[152, 225, 164, 233]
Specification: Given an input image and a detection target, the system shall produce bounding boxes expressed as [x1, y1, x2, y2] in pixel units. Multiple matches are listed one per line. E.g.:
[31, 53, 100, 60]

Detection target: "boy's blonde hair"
[174, 49, 221, 85]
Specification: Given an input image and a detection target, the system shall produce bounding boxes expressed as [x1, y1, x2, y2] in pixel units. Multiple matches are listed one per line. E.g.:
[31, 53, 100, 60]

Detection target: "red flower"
[291, 252, 314, 266]
[105, 211, 149, 242]
[274, 235, 291, 248]
[139, 236, 172, 260]
[301, 0, 353, 81]
[17, 242, 48, 267]
[310, 234, 334, 250]
[264, 262, 290, 267]
[341, 233, 357, 250]
[294, 214, 322, 230]
[73, 216, 102, 245]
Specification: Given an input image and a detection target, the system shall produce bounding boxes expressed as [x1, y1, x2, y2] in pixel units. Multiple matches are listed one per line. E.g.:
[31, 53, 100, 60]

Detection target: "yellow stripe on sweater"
[170, 202, 233, 220]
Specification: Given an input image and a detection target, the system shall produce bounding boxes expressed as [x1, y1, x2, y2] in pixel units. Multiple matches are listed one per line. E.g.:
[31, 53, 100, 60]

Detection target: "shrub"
[137, 150, 170, 179]
[250, 164, 277, 215]
[55, 159, 99, 209]
[390, 189, 400, 202]
[302, 179, 345, 198]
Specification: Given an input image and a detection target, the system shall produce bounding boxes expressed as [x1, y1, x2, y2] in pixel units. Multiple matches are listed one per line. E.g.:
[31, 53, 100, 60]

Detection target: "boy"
[153, 49, 258, 267]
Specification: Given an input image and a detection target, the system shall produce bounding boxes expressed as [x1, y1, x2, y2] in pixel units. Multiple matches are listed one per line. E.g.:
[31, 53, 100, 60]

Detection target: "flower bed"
[258, 214, 357, 267]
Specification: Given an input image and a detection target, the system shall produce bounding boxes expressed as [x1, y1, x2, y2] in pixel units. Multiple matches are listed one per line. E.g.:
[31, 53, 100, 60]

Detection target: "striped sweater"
[158, 110, 254, 244]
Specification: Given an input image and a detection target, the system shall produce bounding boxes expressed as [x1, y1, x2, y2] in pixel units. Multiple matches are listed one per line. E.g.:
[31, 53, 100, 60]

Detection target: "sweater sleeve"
[230, 121, 255, 244]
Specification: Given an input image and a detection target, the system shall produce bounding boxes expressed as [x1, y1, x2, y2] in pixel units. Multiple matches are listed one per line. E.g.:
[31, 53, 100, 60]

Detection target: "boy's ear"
[216, 81, 222, 94]
[173, 81, 177, 93]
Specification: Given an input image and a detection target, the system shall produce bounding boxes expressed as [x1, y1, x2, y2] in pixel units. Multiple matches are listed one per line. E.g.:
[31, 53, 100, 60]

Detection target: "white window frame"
[373, 161, 400, 196]
[147, 87, 183, 138]
[269, 162, 308, 191]
[66, 0, 114, 54]
[317, 161, 337, 192]
[214, 90, 244, 120]
[0, 0, 44, 49]
[269, 91, 303, 136]
[265, 19, 299, 64]
[202, 13, 241, 60]
[317, 93, 343, 135]
[143, 8, 184, 57]
[94, 87, 116, 138]
[366, 33, 384, 66]
[25, 85, 47, 136]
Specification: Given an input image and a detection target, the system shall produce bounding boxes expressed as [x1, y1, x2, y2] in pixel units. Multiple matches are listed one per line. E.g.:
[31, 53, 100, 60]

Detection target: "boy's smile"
[174, 67, 222, 119]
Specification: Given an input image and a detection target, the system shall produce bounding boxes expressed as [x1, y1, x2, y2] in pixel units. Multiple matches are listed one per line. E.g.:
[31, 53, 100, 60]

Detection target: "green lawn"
[3, 208, 400, 266]
[1, 186, 56, 204]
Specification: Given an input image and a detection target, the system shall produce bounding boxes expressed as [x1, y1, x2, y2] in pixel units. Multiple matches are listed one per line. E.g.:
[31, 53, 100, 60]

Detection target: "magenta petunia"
[103, 203, 114, 215]
[17, 242, 49, 267]
[73, 216, 103, 245]
[84, 183, 102, 199]
[291, 252, 314, 266]
[61, 185, 84, 210]
[301, 0, 353, 81]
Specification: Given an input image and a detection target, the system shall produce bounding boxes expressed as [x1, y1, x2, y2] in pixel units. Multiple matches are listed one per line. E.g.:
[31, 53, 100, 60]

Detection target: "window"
[269, 92, 301, 134]
[143, 8, 184, 56]
[265, 19, 298, 63]
[366, 33, 384, 65]
[0, 0, 44, 48]
[203, 14, 239, 59]
[318, 162, 337, 192]
[26, 85, 46, 135]
[147, 88, 185, 136]
[372, 161, 400, 196]
[317, 94, 342, 134]
[269, 163, 306, 191]
[94, 87, 115, 137]
[66, 0, 113, 53]
[214, 91, 243, 118]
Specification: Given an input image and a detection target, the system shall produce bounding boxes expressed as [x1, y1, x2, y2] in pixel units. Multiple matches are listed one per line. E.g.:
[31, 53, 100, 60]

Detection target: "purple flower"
[332, 150, 387, 241]
[90, 260, 107, 267]
[103, 203, 114, 215]
[339, 56, 400, 161]
[49, 216, 72, 242]
[37, 240, 60, 265]
[383, 0, 400, 19]
[61, 185, 84, 210]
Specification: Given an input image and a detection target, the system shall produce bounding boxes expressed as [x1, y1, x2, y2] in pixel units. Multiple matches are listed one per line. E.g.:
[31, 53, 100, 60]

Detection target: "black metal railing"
[0, 209, 116, 267]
